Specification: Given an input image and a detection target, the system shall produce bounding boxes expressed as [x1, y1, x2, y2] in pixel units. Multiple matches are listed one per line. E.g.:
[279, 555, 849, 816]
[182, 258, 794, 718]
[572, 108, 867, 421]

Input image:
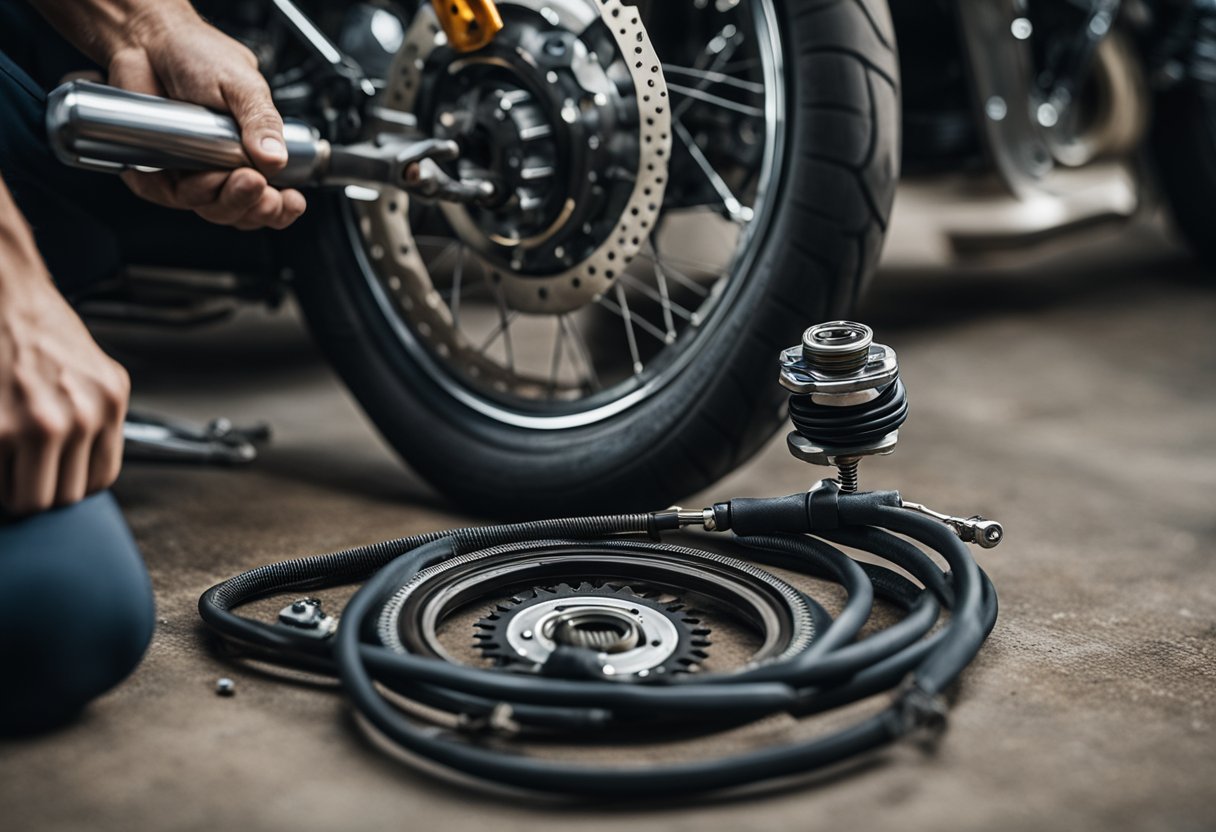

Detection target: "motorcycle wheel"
[1153, 77, 1216, 271]
[288, 0, 900, 514]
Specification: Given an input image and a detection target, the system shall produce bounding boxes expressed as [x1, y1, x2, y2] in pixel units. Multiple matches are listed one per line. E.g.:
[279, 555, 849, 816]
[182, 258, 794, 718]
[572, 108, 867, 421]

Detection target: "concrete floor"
[1, 224, 1214, 831]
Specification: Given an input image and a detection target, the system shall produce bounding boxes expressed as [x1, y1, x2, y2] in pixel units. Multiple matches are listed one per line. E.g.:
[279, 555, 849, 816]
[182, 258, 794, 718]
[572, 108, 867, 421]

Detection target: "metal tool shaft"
[46, 80, 327, 184]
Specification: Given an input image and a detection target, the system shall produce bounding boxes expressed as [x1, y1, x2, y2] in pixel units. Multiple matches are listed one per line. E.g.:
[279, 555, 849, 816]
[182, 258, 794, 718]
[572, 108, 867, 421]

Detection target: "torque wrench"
[45, 80, 494, 202]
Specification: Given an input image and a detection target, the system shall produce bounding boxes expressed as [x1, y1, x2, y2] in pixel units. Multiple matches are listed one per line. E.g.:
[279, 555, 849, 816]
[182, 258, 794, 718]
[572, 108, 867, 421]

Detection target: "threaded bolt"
[836, 457, 861, 493]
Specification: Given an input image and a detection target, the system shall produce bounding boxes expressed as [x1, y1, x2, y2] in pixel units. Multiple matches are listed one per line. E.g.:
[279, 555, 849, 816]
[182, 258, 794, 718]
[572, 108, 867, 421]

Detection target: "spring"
[836, 458, 861, 493]
[788, 380, 910, 449]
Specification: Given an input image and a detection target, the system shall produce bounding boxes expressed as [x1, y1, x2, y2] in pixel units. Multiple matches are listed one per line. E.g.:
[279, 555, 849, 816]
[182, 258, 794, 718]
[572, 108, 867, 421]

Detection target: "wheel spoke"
[449, 244, 465, 328]
[718, 57, 761, 73]
[483, 277, 517, 372]
[662, 63, 764, 95]
[598, 287, 671, 349]
[676, 23, 747, 121]
[673, 121, 754, 224]
[619, 272, 693, 328]
[652, 260, 677, 338]
[478, 308, 519, 358]
[666, 82, 764, 118]
[561, 314, 601, 391]
[547, 317, 566, 395]
[615, 283, 643, 375]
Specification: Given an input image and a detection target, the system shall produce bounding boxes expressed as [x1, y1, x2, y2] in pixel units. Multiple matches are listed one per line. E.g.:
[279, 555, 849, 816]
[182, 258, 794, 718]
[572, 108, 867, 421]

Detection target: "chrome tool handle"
[45, 80, 326, 185]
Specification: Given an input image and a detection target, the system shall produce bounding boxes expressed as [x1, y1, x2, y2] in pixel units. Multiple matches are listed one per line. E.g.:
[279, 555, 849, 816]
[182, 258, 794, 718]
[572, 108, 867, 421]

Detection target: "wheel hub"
[433, 78, 563, 245]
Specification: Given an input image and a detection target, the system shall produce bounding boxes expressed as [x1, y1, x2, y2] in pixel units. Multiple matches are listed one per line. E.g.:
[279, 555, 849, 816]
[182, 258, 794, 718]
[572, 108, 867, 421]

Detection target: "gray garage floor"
[2, 224, 1214, 832]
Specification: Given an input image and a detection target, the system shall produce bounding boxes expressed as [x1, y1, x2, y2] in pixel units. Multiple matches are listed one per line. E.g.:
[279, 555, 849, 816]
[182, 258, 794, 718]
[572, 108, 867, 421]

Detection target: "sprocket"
[473, 582, 711, 677]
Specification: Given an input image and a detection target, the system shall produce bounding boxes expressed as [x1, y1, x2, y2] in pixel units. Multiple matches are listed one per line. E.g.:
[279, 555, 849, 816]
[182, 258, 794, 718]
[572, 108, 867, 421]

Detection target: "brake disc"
[365, 0, 671, 319]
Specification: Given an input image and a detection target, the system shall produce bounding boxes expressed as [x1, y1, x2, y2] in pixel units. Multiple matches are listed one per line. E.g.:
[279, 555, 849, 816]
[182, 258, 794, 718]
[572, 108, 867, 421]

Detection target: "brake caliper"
[430, 0, 504, 52]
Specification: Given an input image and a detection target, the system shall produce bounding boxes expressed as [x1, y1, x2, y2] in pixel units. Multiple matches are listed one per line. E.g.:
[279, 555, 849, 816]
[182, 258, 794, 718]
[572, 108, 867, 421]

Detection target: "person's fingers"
[221, 74, 287, 176]
[232, 187, 306, 230]
[54, 427, 92, 507]
[9, 433, 63, 516]
[274, 189, 308, 229]
[120, 170, 181, 209]
[121, 171, 231, 212]
[86, 419, 125, 496]
[107, 49, 165, 96]
[170, 171, 232, 210]
[86, 367, 128, 496]
[194, 168, 266, 225]
[232, 188, 282, 230]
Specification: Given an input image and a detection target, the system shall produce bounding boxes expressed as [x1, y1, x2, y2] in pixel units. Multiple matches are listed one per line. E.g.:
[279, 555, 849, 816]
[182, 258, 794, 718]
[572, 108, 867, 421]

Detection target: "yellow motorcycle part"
[430, 0, 504, 52]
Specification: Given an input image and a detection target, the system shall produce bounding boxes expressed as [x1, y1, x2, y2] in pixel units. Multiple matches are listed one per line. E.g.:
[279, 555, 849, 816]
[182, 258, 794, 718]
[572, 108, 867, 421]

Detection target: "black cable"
[198, 489, 997, 797]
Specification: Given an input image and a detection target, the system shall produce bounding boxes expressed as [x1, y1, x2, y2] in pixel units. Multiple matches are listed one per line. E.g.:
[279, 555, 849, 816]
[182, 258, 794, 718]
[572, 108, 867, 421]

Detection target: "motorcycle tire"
[1152, 79, 1216, 271]
[287, 0, 900, 514]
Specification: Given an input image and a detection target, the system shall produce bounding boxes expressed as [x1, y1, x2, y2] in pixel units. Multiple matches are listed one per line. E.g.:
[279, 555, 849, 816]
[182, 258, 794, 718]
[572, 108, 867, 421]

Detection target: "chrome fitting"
[900, 501, 1005, 548]
[673, 508, 719, 531]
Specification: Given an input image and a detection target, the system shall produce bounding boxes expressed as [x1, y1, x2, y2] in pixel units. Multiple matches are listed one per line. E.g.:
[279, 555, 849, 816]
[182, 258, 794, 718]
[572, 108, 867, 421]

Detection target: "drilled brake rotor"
[365, 0, 672, 319]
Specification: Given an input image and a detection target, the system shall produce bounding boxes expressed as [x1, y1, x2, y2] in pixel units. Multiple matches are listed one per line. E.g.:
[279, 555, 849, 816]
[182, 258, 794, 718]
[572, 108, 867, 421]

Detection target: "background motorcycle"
[890, 0, 1215, 270]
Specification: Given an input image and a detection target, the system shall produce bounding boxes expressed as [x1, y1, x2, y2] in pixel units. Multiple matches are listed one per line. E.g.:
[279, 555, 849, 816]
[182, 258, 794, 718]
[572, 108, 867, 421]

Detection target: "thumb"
[222, 76, 287, 175]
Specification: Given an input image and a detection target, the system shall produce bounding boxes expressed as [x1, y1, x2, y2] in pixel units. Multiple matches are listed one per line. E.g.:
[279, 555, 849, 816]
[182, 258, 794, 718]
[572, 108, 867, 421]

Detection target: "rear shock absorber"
[779, 321, 909, 493]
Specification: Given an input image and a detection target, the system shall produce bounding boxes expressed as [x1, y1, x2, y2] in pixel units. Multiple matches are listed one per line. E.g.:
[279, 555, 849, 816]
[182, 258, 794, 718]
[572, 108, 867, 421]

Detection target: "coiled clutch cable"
[199, 321, 1002, 798]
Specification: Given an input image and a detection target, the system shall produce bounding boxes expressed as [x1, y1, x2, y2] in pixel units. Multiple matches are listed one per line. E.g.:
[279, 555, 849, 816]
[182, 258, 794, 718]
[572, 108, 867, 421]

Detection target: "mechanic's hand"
[0, 242, 129, 516]
[107, 5, 306, 230]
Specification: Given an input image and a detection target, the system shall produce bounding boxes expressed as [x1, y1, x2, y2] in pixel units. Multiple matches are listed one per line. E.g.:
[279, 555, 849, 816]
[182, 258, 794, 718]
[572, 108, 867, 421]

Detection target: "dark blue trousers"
[1, 4, 155, 734]
[0, 494, 155, 734]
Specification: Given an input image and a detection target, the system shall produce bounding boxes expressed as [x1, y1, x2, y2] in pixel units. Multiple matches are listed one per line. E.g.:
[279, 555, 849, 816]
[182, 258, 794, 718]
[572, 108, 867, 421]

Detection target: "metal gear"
[473, 582, 711, 677]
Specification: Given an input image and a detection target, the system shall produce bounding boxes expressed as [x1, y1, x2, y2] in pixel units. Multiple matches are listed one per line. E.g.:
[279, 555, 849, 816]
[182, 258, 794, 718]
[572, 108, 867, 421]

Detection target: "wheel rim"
[348, 0, 786, 430]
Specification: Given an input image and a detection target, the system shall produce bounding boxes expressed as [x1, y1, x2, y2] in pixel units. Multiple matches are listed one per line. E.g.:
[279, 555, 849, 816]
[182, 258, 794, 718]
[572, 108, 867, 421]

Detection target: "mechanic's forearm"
[0, 174, 53, 303]
[28, 0, 198, 65]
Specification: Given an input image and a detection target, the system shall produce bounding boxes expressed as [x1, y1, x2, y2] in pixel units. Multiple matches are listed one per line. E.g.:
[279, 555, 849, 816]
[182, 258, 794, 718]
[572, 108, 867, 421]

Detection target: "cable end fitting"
[901, 501, 1005, 548]
[893, 678, 949, 748]
[659, 507, 720, 531]
[962, 517, 1004, 549]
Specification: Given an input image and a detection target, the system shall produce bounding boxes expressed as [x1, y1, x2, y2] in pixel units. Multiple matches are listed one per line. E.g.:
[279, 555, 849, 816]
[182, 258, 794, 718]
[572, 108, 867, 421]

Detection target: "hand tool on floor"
[123, 411, 270, 465]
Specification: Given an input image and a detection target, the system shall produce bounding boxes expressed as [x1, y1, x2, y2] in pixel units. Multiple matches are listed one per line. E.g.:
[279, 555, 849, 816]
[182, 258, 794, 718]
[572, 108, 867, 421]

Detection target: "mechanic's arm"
[0, 175, 128, 514]
[30, 0, 306, 229]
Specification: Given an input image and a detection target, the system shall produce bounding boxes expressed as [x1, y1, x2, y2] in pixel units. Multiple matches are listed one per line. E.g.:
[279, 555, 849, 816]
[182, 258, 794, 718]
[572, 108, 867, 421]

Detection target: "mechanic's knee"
[0, 492, 155, 735]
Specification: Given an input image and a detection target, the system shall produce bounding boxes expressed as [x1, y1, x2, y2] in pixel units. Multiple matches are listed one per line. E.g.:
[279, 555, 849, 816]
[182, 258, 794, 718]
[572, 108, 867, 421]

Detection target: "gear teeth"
[665, 603, 685, 612]
[577, 581, 596, 593]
